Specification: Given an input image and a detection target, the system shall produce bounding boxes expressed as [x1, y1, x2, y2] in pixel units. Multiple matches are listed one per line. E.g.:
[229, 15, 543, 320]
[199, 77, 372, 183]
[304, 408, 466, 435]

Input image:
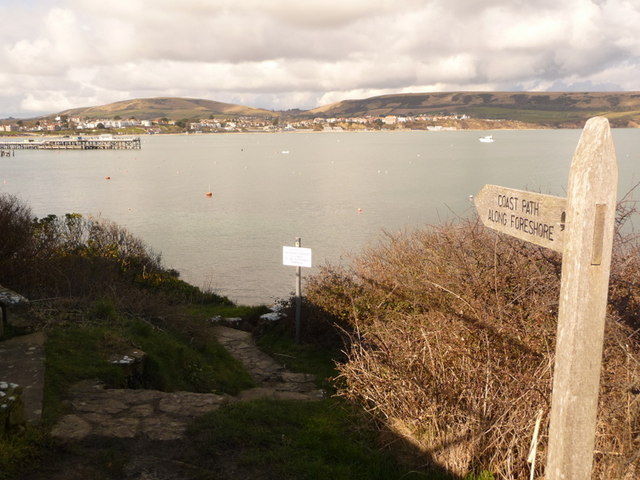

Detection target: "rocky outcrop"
[0, 285, 28, 308]
[0, 284, 28, 338]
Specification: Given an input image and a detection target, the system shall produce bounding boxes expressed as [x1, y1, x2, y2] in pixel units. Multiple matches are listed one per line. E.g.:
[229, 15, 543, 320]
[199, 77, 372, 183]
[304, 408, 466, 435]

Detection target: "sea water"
[1, 129, 638, 304]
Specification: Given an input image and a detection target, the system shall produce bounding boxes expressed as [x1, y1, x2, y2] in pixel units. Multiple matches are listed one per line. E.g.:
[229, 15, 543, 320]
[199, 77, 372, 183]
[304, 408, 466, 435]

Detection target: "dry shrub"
[306, 217, 640, 479]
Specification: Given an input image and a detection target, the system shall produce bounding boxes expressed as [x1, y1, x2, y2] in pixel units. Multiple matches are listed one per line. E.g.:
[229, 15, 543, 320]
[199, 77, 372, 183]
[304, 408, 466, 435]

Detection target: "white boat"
[479, 135, 494, 143]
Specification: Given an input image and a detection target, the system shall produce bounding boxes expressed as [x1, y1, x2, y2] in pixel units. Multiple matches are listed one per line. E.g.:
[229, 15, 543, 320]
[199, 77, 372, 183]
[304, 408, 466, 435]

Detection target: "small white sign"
[283, 246, 312, 268]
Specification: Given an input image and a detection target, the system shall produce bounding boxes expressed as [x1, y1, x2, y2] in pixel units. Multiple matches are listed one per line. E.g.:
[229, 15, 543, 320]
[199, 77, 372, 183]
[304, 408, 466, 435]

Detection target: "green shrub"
[0, 195, 233, 315]
[0, 194, 37, 290]
[89, 298, 118, 321]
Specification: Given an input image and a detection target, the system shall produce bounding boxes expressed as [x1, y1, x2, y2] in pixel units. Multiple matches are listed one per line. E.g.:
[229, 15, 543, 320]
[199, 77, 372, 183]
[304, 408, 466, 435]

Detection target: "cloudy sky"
[1, 0, 638, 118]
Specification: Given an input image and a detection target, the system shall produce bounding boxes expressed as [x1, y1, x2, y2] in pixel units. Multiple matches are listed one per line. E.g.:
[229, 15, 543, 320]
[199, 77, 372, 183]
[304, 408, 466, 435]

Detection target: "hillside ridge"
[306, 91, 640, 127]
[29, 91, 640, 128]
[59, 96, 275, 121]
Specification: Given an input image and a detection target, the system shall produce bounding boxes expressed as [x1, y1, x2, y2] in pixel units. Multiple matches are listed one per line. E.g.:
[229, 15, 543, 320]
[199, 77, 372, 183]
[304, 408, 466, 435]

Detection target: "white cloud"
[0, 0, 638, 117]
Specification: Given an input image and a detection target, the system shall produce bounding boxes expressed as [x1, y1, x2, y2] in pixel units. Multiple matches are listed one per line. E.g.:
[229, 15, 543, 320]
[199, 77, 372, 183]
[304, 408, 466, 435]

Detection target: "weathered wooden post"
[474, 117, 618, 479]
[545, 116, 617, 479]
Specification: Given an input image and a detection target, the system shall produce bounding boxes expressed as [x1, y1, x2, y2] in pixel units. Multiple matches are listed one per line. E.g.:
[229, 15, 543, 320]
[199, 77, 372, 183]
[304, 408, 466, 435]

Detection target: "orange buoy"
[205, 192, 213, 197]
[357, 208, 363, 213]
[105, 176, 111, 180]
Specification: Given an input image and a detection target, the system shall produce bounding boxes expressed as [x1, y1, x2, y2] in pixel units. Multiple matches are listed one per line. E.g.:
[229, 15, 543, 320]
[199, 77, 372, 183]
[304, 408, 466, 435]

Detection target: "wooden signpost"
[283, 237, 312, 343]
[474, 117, 618, 479]
[474, 185, 566, 253]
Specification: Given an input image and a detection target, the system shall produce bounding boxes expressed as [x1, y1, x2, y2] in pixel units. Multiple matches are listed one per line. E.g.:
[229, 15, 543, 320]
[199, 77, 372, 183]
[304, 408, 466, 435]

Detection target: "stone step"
[0, 332, 45, 423]
[52, 380, 230, 441]
[48, 323, 326, 441]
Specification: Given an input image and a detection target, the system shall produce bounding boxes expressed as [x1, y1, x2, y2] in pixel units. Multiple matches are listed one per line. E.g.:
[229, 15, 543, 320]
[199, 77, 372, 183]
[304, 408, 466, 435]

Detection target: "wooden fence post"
[545, 117, 618, 479]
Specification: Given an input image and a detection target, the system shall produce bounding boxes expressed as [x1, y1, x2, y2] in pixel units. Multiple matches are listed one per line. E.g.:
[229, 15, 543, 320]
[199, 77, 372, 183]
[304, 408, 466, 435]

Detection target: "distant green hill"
[58, 97, 276, 121]
[306, 91, 640, 127]
[47, 92, 640, 128]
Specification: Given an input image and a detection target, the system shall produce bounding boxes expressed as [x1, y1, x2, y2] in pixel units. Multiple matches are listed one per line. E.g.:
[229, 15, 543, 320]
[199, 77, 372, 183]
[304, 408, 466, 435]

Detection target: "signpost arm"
[295, 237, 302, 344]
[545, 117, 618, 479]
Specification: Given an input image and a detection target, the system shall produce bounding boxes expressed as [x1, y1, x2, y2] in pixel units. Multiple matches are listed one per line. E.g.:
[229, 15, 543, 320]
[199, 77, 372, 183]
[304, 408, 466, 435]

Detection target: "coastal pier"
[0, 136, 141, 151]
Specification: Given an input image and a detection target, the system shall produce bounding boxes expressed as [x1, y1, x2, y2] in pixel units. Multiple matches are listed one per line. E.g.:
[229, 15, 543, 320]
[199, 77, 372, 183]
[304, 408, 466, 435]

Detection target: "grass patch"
[184, 398, 441, 480]
[0, 426, 53, 480]
[43, 316, 254, 423]
[255, 321, 342, 390]
[186, 303, 270, 321]
[463, 105, 589, 124]
[122, 319, 254, 395]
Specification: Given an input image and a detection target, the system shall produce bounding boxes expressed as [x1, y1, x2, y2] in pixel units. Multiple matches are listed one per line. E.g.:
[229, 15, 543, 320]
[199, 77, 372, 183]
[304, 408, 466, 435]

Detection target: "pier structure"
[0, 136, 141, 150]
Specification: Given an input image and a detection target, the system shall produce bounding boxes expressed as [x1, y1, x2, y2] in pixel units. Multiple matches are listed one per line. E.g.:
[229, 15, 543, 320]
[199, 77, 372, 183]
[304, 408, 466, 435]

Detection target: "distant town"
[0, 113, 520, 136]
[3, 91, 640, 134]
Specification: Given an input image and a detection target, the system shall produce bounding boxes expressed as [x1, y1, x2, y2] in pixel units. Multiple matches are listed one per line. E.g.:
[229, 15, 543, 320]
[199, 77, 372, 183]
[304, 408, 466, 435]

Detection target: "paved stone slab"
[47, 324, 325, 443]
[211, 325, 325, 400]
[52, 383, 229, 441]
[0, 332, 45, 422]
[50, 414, 92, 440]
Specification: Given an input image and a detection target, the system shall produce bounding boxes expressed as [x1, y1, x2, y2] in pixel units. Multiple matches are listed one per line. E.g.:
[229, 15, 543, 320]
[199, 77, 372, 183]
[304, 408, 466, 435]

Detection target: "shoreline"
[1, 124, 625, 141]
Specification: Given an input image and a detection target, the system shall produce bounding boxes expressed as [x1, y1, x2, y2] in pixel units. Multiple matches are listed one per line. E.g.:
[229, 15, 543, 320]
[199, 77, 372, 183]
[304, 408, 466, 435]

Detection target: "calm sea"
[1, 129, 638, 305]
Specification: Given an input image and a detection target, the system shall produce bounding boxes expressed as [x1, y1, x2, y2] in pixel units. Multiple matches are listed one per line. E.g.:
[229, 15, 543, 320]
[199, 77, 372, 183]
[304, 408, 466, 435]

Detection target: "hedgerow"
[0, 194, 230, 315]
[305, 208, 640, 479]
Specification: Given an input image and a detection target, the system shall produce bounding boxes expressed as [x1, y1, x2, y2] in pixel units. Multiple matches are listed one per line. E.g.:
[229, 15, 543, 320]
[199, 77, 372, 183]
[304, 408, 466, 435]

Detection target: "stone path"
[50, 324, 324, 441]
[51, 380, 230, 441]
[212, 325, 324, 402]
[0, 331, 45, 422]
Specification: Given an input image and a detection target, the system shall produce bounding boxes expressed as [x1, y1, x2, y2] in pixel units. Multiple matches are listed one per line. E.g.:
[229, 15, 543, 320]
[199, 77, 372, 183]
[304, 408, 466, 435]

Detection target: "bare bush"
[306, 216, 640, 479]
[0, 194, 37, 286]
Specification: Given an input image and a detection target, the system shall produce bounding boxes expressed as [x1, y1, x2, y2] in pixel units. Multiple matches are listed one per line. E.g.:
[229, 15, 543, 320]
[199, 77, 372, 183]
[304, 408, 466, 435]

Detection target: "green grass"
[464, 105, 640, 126]
[463, 105, 592, 124]
[464, 472, 496, 480]
[184, 398, 442, 480]
[43, 316, 255, 423]
[255, 323, 342, 390]
[0, 426, 53, 480]
[112, 127, 147, 135]
[13, 301, 468, 480]
[604, 109, 640, 122]
[186, 303, 270, 320]
[186, 302, 340, 387]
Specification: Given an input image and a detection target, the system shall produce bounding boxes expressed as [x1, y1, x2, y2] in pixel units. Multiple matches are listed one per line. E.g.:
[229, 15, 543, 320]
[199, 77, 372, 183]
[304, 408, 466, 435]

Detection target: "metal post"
[295, 237, 302, 344]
